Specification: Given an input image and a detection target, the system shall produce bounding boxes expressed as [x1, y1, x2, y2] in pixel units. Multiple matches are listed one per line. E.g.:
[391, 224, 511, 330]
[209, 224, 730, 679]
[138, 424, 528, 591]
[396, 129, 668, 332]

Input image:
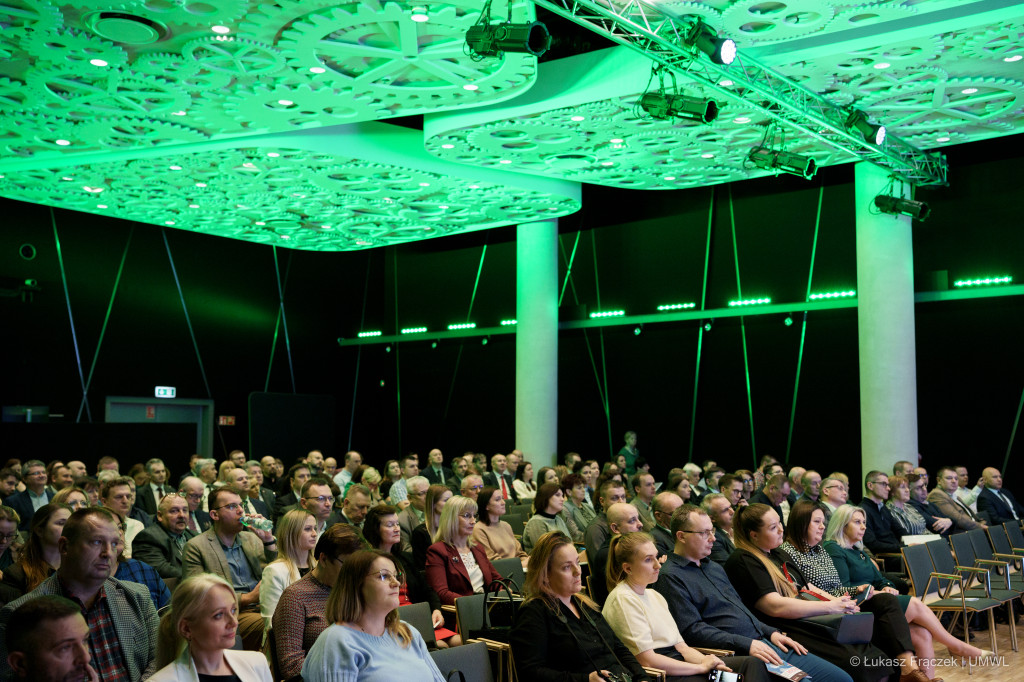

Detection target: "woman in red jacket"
[424, 495, 500, 605]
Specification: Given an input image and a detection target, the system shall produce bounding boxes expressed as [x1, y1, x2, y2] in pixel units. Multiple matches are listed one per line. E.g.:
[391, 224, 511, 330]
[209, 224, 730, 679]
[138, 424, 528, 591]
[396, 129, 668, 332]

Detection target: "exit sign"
[155, 386, 176, 398]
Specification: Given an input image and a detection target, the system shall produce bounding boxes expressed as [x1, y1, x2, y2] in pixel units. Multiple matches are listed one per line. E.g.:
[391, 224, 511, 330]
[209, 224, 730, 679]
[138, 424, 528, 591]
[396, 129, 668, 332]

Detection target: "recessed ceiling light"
[61, 176, 73, 181]
[441, 143, 455, 149]
[96, 204, 107, 209]
[171, 110, 186, 116]
[90, 59, 108, 67]
[212, 25, 230, 34]
[468, 185, 480, 189]
[499, 159, 512, 164]
[321, 224, 331, 228]
[439, 205, 449, 209]
[463, 84, 478, 91]
[701, 153, 714, 158]
[280, 235, 290, 240]
[165, 220, 175, 225]
[410, 6, 428, 22]
[195, 182, 207, 187]
[733, 116, 751, 124]
[310, 66, 327, 73]
[718, 79, 733, 87]
[610, 138, 624, 144]
[600, 161, 613, 166]
[255, 221, 265, 225]
[664, 176, 676, 181]
[936, 136, 950, 142]
[570, 115, 585, 121]
[55, 139, 71, 146]
[169, 165, 182, 170]
[189, 204, 199, 208]
[418, 182, 430, 186]
[277, 99, 294, 106]
[874, 62, 890, 69]
[1004, 55, 1022, 62]
[961, 87, 978, 94]
[267, 152, 280, 157]
[83, 186, 104, 193]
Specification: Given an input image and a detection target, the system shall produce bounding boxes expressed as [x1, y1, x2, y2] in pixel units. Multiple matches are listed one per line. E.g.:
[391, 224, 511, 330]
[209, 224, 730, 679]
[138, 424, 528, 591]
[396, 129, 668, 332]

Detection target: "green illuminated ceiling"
[1, 0, 1022, 249]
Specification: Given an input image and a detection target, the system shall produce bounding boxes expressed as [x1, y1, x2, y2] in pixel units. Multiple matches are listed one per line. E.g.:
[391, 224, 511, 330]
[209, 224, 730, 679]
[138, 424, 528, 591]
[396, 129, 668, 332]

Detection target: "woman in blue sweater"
[302, 549, 445, 682]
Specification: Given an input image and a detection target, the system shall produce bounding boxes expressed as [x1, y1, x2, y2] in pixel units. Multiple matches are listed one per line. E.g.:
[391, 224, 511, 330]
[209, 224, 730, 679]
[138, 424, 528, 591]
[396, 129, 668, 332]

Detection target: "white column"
[855, 162, 918, 476]
[516, 219, 558, 468]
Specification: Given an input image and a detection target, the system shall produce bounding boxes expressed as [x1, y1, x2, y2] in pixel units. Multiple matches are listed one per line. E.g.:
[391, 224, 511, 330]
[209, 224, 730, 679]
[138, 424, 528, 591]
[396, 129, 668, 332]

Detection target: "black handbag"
[469, 577, 522, 642]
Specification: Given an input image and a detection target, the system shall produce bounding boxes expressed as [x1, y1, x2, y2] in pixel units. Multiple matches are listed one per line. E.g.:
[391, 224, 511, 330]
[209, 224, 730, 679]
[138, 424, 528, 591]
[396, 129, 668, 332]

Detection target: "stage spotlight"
[874, 195, 931, 221]
[465, 20, 550, 58]
[684, 20, 736, 65]
[747, 146, 817, 180]
[846, 109, 886, 145]
[703, 320, 713, 332]
[639, 93, 719, 123]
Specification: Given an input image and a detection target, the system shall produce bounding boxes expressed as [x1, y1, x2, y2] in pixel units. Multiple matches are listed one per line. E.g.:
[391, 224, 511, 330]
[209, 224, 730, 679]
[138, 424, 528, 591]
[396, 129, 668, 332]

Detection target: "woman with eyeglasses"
[302, 549, 446, 682]
[0, 506, 21, 576]
[735, 470, 755, 501]
[260, 509, 318, 632]
[273, 524, 363, 682]
[365, 504, 459, 647]
[0, 502, 71, 601]
[511, 531, 653, 682]
[425, 495, 500, 605]
[472, 486, 529, 568]
[151, 573, 272, 682]
[52, 486, 90, 512]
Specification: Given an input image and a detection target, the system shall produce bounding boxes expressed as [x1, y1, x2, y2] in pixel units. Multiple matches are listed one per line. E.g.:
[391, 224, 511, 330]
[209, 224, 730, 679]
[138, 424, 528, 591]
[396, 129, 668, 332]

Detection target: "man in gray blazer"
[398, 476, 430, 553]
[0, 507, 159, 681]
[182, 485, 277, 651]
[132, 492, 198, 580]
[928, 466, 988, 531]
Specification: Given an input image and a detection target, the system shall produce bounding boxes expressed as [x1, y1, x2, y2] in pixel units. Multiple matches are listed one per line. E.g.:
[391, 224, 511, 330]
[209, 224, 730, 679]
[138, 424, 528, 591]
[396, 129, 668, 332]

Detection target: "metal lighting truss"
[531, 0, 949, 186]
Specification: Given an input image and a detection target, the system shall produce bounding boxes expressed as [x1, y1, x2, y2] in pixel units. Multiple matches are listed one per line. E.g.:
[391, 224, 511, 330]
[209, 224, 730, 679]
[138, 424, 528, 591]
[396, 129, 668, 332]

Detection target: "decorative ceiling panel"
[423, 1, 1024, 189]
[0, 124, 581, 250]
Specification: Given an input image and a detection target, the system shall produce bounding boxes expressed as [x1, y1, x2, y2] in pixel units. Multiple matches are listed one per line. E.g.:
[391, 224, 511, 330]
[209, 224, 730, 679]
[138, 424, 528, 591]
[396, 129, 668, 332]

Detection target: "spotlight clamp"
[465, 0, 551, 60]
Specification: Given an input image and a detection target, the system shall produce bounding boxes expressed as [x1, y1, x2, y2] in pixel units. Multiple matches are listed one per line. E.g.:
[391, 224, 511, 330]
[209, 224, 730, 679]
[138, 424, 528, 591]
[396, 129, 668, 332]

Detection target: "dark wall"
[2, 136, 1022, 497]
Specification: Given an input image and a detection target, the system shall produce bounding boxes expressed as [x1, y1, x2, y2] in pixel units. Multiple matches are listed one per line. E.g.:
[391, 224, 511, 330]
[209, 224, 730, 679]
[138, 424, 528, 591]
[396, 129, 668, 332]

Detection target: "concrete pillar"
[855, 162, 918, 476]
[516, 219, 558, 468]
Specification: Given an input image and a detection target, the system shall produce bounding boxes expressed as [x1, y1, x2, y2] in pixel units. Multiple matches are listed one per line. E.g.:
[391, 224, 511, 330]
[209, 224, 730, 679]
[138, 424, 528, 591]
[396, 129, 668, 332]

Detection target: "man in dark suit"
[135, 457, 171, 518]
[422, 448, 454, 487]
[447, 456, 470, 495]
[132, 492, 198, 580]
[338, 484, 371, 530]
[482, 453, 518, 502]
[179, 476, 212, 533]
[702, 493, 737, 565]
[651, 491, 684, 558]
[859, 470, 904, 557]
[978, 467, 1024, 526]
[907, 474, 953, 536]
[273, 462, 311, 521]
[244, 460, 276, 514]
[749, 474, 789, 530]
[5, 460, 54, 530]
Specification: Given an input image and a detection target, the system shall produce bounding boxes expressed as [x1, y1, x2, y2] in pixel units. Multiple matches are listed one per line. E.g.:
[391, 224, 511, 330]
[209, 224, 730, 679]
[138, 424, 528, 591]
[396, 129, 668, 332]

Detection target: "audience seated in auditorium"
[977, 467, 1024, 526]
[523, 483, 573, 552]
[111, 513, 171, 610]
[301, 549, 445, 682]
[425, 495, 500, 606]
[905, 473, 953, 536]
[178, 476, 212, 533]
[260, 509, 317, 631]
[482, 453, 518, 503]
[928, 466, 987, 531]
[629, 471, 657, 532]
[472, 486, 529, 567]
[590, 502, 644, 607]
[885, 475, 935, 537]
[4, 461, 53, 531]
[5, 595, 96, 681]
[650, 491, 683, 559]
[0, 503, 71, 602]
[133, 492, 198, 580]
[858, 470, 904, 556]
[273, 463, 311, 521]
[0, 507, 159, 681]
[422, 449, 454, 488]
[397, 476, 429, 553]
[332, 450, 363, 489]
[583, 477, 628, 561]
[748, 474, 789, 529]
[702, 493, 736, 565]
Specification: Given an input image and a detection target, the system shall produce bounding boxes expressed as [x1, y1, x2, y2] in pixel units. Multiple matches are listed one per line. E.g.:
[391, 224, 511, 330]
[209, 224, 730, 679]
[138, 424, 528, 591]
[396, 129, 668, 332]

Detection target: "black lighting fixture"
[465, 0, 550, 60]
[874, 195, 931, 221]
[637, 65, 719, 123]
[683, 19, 736, 65]
[639, 92, 719, 123]
[846, 109, 886, 145]
[746, 123, 817, 180]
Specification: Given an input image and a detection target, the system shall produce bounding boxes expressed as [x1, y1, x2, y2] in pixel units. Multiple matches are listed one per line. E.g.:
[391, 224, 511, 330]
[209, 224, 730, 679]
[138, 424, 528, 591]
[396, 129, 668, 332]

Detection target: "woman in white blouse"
[260, 509, 317, 629]
[602, 532, 770, 682]
[512, 461, 537, 500]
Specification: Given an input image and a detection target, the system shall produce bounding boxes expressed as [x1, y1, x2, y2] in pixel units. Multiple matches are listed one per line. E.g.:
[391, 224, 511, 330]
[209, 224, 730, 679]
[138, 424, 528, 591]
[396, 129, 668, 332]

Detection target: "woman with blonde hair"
[411, 484, 451, 570]
[52, 486, 90, 512]
[260, 509, 318, 628]
[424, 495, 500, 605]
[511, 531, 652, 682]
[301, 549, 445, 681]
[357, 466, 383, 504]
[152, 573, 272, 681]
[603, 532, 768, 682]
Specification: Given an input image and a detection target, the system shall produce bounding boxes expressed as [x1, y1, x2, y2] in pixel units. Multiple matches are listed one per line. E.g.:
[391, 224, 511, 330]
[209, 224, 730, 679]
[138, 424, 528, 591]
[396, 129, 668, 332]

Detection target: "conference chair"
[398, 601, 437, 649]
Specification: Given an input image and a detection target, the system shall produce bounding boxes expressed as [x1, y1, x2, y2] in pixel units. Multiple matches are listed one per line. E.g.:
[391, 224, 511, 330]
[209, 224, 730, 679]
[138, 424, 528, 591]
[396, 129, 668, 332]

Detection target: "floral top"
[780, 541, 856, 598]
[886, 501, 933, 536]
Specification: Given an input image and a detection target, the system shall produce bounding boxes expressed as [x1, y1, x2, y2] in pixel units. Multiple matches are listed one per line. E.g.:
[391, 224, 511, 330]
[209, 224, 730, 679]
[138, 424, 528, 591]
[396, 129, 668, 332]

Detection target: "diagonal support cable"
[728, 187, 757, 466]
[688, 188, 715, 462]
[51, 208, 90, 422]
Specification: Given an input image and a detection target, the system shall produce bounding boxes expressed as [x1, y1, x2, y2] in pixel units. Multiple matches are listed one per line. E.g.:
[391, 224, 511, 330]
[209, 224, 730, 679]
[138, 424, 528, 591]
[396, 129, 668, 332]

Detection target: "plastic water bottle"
[241, 515, 274, 533]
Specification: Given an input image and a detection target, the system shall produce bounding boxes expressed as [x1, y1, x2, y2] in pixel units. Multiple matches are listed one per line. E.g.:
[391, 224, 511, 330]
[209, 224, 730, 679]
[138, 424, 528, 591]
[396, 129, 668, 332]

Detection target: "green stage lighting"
[846, 109, 886, 145]
[639, 93, 719, 123]
[748, 147, 817, 180]
[874, 195, 930, 221]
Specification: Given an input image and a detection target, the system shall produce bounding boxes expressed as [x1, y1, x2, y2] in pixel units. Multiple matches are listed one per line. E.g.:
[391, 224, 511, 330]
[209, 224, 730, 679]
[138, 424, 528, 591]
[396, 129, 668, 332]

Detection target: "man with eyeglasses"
[178, 476, 212, 533]
[818, 477, 848, 526]
[583, 478, 628, 561]
[397, 476, 429, 553]
[131, 492, 197, 580]
[297, 478, 344, 539]
[653, 504, 849, 682]
[0, 507, 160, 681]
[183, 485, 277, 651]
[858, 470, 904, 557]
[459, 474, 484, 501]
[5, 460, 53, 530]
[701, 493, 736, 565]
[102, 476, 144, 558]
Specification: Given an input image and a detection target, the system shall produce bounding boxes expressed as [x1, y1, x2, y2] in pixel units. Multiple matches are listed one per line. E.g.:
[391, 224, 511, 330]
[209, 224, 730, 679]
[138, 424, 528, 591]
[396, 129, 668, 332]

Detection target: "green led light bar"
[657, 303, 696, 311]
[590, 310, 625, 318]
[953, 276, 1012, 287]
[728, 298, 771, 307]
[500, 319, 518, 326]
[400, 327, 428, 334]
[447, 322, 477, 330]
[809, 290, 856, 300]
[357, 330, 382, 338]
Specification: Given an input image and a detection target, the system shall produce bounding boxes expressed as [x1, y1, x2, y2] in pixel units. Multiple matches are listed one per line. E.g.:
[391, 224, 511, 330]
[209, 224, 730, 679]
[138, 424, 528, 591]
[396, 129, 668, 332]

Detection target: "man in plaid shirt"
[0, 507, 159, 681]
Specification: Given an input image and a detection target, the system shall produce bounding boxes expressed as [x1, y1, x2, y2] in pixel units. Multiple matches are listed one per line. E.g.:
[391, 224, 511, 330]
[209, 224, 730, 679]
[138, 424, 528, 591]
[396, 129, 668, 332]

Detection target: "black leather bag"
[469, 577, 522, 642]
